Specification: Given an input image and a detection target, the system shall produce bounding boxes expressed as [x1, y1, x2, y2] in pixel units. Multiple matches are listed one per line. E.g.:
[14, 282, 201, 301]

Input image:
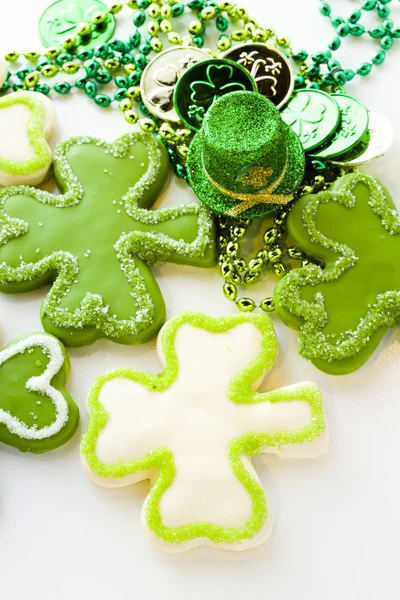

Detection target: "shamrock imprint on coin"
[0, 333, 79, 453]
[81, 311, 328, 553]
[0, 92, 56, 187]
[0, 133, 215, 348]
[274, 172, 400, 375]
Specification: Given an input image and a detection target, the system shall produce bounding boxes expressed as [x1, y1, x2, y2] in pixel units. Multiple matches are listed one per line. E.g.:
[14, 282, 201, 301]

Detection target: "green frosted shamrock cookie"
[81, 311, 327, 553]
[0, 133, 216, 347]
[274, 172, 400, 374]
[0, 332, 79, 453]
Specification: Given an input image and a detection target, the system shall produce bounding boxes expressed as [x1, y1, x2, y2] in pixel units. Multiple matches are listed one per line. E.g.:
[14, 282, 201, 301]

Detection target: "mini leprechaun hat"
[186, 91, 305, 219]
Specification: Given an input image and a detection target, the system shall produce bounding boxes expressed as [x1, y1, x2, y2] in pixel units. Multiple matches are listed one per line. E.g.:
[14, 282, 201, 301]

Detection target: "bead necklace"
[0, 0, 396, 313]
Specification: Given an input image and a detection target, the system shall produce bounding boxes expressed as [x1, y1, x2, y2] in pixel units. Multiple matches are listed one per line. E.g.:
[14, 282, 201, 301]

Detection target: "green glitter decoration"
[81, 311, 326, 549]
[187, 91, 305, 219]
[0, 133, 216, 347]
[274, 172, 400, 375]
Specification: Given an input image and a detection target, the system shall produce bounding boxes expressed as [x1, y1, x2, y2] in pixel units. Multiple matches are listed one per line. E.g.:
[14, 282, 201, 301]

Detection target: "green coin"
[310, 93, 369, 159]
[280, 89, 341, 152]
[39, 0, 116, 50]
[173, 58, 257, 132]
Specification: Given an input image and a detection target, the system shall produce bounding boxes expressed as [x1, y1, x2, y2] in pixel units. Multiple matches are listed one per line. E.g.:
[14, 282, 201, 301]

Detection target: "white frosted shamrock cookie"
[0, 332, 79, 453]
[81, 312, 328, 553]
[0, 57, 7, 88]
[0, 91, 56, 186]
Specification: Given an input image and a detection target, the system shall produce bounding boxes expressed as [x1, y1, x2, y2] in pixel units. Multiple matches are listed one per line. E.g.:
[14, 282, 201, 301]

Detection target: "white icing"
[0, 57, 7, 88]
[0, 334, 69, 439]
[0, 92, 56, 187]
[84, 320, 328, 552]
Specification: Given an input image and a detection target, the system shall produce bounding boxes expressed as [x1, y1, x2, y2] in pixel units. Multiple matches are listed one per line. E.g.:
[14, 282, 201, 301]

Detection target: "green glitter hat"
[186, 91, 305, 219]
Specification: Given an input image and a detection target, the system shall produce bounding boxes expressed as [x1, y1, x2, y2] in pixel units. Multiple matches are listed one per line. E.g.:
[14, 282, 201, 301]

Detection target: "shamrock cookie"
[0, 92, 56, 186]
[275, 173, 400, 374]
[0, 133, 216, 347]
[81, 312, 328, 553]
[0, 57, 7, 87]
[0, 333, 79, 453]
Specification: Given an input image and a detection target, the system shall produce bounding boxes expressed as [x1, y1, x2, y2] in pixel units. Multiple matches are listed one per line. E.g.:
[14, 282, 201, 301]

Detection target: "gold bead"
[41, 64, 59, 78]
[276, 36, 290, 48]
[24, 72, 39, 88]
[5, 51, 20, 62]
[127, 86, 141, 99]
[127, 0, 138, 7]
[62, 61, 80, 74]
[150, 37, 163, 52]
[236, 298, 256, 312]
[139, 118, 157, 132]
[119, 98, 132, 112]
[148, 3, 161, 18]
[77, 22, 92, 37]
[217, 37, 231, 51]
[181, 36, 192, 47]
[236, 7, 248, 19]
[232, 29, 248, 41]
[188, 20, 203, 35]
[24, 51, 40, 62]
[104, 58, 120, 71]
[108, 2, 123, 14]
[62, 35, 76, 50]
[124, 110, 139, 124]
[265, 28, 275, 38]
[44, 47, 60, 60]
[161, 4, 172, 18]
[260, 297, 275, 312]
[218, 2, 234, 13]
[159, 122, 176, 140]
[167, 32, 182, 45]
[244, 22, 256, 34]
[124, 63, 136, 74]
[248, 257, 263, 272]
[92, 11, 108, 25]
[177, 145, 189, 159]
[201, 6, 216, 19]
[272, 262, 287, 278]
[223, 282, 237, 302]
[244, 271, 261, 285]
[233, 257, 247, 272]
[175, 128, 192, 140]
[160, 18, 172, 33]
[252, 28, 267, 43]
[148, 20, 160, 35]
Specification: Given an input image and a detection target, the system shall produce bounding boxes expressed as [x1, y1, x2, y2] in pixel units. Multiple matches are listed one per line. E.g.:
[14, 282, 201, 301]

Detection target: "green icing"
[0, 333, 79, 453]
[274, 172, 400, 375]
[0, 92, 52, 177]
[0, 133, 216, 347]
[81, 311, 326, 547]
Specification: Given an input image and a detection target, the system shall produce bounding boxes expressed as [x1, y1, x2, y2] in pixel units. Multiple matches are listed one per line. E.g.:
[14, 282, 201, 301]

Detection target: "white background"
[1, 1, 400, 598]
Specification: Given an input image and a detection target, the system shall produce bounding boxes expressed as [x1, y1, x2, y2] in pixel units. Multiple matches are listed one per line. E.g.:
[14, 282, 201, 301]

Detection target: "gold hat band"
[202, 152, 293, 217]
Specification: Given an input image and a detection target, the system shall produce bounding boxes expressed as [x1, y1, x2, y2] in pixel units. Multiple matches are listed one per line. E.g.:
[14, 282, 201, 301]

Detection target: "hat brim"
[187, 126, 305, 219]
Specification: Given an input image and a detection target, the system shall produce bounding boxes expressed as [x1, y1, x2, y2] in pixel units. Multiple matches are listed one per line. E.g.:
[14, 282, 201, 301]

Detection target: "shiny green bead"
[256, 248, 269, 263]
[369, 26, 385, 39]
[137, 0, 150, 8]
[139, 118, 157, 132]
[1, 82, 10, 93]
[337, 23, 350, 36]
[54, 81, 71, 94]
[377, 4, 390, 18]
[92, 11, 108, 25]
[17, 67, 33, 80]
[392, 27, 400, 39]
[312, 51, 331, 64]
[348, 10, 361, 24]
[233, 257, 247, 272]
[216, 13, 228, 30]
[328, 37, 341, 51]
[95, 70, 113, 83]
[357, 62, 372, 76]
[115, 76, 129, 88]
[95, 94, 112, 107]
[362, 0, 376, 9]
[268, 246, 284, 263]
[381, 34, 393, 50]
[75, 76, 89, 89]
[223, 282, 237, 302]
[292, 50, 308, 61]
[130, 31, 141, 47]
[134, 53, 147, 69]
[220, 261, 233, 278]
[331, 16, 344, 27]
[139, 43, 152, 56]
[248, 258, 263, 273]
[109, 2, 123, 13]
[319, 1, 331, 16]
[372, 50, 386, 64]
[37, 59, 52, 71]
[274, 209, 289, 227]
[5, 51, 20, 62]
[85, 80, 98, 98]
[56, 52, 73, 66]
[294, 75, 305, 89]
[25, 72, 39, 88]
[263, 227, 279, 246]
[110, 39, 128, 52]
[287, 247, 304, 260]
[272, 262, 287, 278]
[228, 270, 243, 285]
[193, 35, 205, 48]
[174, 163, 187, 179]
[188, 0, 204, 8]
[94, 43, 110, 58]
[260, 297, 275, 313]
[307, 64, 320, 78]
[128, 70, 142, 85]
[333, 70, 346, 85]
[226, 241, 240, 257]
[62, 61, 80, 75]
[172, 3, 184, 16]
[133, 9, 146, 26]
[13, 81, 25, 91]
[350, 24, 365, 36]
[244, 271, 261, 285]
[77, 49, 94, 61]
[383, 19, 393, 32]
[35, 83, 50, 95]
[236, 298, 256, 313]
[307, 82, 321, 90]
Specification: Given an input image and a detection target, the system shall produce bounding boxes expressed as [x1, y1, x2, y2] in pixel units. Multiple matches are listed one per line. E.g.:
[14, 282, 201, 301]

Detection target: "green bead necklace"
[0, 0, 397, 314]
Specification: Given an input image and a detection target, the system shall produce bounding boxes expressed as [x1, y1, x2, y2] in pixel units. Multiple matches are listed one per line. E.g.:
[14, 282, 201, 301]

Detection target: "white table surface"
[1, 1, 400, 598]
